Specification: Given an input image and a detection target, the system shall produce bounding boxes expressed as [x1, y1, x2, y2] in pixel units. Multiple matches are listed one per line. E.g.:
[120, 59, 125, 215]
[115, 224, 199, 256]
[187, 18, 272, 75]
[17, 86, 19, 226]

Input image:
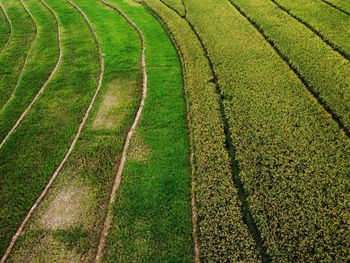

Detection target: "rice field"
[0, 0, 349, 262]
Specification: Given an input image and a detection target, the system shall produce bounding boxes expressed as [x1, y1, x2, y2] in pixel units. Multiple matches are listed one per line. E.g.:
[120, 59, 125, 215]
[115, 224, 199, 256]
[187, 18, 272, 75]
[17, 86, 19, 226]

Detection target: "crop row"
[0, 0, 60, 147]
[0, 0, 36, 109]
[228, 0, 350, 134]
[159, 0, 186, 17]
[272, 0, 350, 59]
[180, 0, 350, 261]
[321, 0, 350, 15]
[145, 0, 262, 262]
[0, 0, 100, 255]
[8, 0, 141, 260]
[1, 0, 195, 260]
[98, 0, 193, 261]
[0, 4, 11, 52]
[1, 0, 348, 261]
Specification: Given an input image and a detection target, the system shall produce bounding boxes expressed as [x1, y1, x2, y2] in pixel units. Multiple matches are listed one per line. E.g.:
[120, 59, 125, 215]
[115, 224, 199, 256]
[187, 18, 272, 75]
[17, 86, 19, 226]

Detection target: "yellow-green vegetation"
[160, 0, 185, 16]
[321, 0, 350, 15]
[272, 0, 350, 59]
[0, 0, 36, 109]
[0, 0, 59, 143]
[149, 0, 350, 261]
[227, 0, 350, 134]
[182, 0, 349, 261]
[1, 0, 349, 261]
[145, 0, 261, 261]
[0, 0, 100, 255]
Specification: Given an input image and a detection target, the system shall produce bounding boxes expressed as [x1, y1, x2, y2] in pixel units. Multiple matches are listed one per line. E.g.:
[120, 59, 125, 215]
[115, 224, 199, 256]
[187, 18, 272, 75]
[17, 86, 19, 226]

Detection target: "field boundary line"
[0, 1, 12, 54]
[142, 2, 200, 261]
[0, 0, 38, 114]
[0, 0, 63, 150]
[320, 0, 350, 16]
[270, 0, 350, 61]
[95, 0, 147, 261]
[180, 0, 187, 17]
[228, 0, 350, 138]
[158, 0, 271, 261]
[0, 0, 104, 260]
[159, 0, 185, 18]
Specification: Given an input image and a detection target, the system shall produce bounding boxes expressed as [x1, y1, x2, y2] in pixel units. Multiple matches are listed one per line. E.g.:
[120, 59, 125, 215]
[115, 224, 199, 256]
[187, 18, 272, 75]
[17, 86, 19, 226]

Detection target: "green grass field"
[0, 0, 349, 262]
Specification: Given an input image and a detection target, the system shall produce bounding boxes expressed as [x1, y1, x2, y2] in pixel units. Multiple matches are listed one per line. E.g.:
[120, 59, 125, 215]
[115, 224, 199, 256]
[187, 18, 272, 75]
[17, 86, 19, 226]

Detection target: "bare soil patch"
[93, 79, 136, 130]
[39, 184, 92, 231]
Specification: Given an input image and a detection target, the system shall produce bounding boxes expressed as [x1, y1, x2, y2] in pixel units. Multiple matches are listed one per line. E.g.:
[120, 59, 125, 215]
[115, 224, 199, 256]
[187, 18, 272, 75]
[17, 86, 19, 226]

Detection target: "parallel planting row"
[97, 0, 193, 261]
[0, 0, 36, 110]
[9, 0, 141, 260]
[151, 0, 350, 262]
[229, 0, 350, 133]
[0, 0, 60, 147]
[272, 0, 350, 59]
[0, 0, 349, 262]
[1, 0, 193, 261]
[322, 0, 350, 15]
[146, 0, 261, 261]
[0, 0, 100, 255]
[0, 3, 11, 52]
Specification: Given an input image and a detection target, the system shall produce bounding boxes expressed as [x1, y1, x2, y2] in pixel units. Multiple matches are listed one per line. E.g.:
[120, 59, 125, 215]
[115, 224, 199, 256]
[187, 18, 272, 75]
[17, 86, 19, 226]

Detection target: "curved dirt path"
[95, 0, 147, 261]
[0, 0, 62, 150]
[0, 1, 12, 54]
[0, 0, 104, 261]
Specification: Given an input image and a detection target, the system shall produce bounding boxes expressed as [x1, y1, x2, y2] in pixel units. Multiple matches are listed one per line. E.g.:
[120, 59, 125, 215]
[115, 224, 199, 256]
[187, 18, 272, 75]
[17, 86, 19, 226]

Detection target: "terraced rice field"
[0, 0, 349, 262]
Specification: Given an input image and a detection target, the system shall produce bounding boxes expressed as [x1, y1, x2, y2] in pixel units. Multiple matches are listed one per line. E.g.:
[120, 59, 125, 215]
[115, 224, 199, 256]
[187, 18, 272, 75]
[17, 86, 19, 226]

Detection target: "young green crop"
[181, 0, 350, 261]
[273, 0, 350, 59]
[0, 0, 59, 143]
[0, 0, 36, 109]
[145, 0, 261, 262]
[97, 0, 194, 261]
[0, 0, 100, 255]
[9, 0, 141, 260]
[0, 4, 11, 52]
